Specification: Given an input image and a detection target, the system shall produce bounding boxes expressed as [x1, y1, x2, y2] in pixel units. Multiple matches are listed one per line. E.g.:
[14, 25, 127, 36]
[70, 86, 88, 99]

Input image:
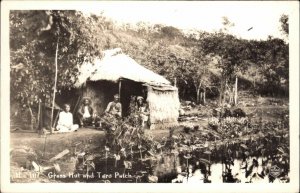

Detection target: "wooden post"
[119, 80, 122, 117]
[37, 100, 41, 130]
[234, 76, 238, 105]
[50, 37, 59, 133]
[119, 80, 122, 99]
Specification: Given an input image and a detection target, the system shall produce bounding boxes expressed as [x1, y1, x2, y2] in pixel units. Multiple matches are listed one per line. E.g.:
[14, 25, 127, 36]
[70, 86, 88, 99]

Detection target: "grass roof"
[75, 48, 170, 87]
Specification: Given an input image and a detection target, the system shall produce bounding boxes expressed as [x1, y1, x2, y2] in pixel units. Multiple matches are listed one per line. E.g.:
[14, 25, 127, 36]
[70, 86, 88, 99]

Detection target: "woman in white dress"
[56, 104, 79, 133]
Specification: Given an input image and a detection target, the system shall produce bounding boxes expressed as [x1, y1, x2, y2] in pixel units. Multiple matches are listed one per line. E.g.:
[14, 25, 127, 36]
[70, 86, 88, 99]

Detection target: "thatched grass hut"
[75, 48, 180, 129]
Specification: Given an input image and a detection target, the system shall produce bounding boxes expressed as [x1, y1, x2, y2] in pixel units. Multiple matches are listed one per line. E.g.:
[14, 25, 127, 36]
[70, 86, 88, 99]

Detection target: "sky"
[80, 1, 295, 41]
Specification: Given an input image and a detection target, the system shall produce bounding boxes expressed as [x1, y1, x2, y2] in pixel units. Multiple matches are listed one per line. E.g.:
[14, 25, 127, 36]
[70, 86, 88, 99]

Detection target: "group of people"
[55, 94, 149, 133]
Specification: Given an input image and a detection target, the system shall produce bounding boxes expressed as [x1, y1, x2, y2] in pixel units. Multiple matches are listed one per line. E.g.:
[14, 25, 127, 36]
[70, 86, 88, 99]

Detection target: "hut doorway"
[119, 79, 145, 117]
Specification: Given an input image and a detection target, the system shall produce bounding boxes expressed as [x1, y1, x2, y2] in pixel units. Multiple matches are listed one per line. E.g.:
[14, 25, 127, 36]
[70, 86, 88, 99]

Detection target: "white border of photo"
[1, 1, 299, 193]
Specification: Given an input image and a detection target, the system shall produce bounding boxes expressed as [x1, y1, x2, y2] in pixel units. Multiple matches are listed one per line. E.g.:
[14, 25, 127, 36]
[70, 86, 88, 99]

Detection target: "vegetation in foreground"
[10, 98, 289, 183]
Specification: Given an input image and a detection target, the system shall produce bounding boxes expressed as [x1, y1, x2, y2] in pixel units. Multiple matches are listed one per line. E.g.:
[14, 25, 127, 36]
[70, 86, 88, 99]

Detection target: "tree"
[185, 49, 212, 104]
[200, 32, 248, 106]
[255, 37, 288, 96]
[198, 17, 248, 106]
[10, 11, 54, 129]
[10, 10, 109, 130]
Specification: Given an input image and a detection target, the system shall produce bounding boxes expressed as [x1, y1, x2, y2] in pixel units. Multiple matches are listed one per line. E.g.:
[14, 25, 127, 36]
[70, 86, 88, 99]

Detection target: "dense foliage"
[10, 11, 115, 127]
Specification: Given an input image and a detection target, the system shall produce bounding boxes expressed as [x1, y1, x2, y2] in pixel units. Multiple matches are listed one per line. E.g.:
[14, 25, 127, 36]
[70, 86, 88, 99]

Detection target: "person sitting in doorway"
[56, 104, 79, 133]
[105, 94, 122, 118]
[77, 97, 97, 128]
[136, 96, 150, 129]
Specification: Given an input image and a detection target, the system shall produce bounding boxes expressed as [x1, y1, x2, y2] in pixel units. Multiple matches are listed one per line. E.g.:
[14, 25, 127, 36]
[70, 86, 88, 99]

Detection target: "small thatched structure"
[75, 48, 180, 129]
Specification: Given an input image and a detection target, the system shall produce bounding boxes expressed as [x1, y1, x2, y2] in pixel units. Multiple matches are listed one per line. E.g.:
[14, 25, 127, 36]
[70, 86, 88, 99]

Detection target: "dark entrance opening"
[120, 79, 146, 117]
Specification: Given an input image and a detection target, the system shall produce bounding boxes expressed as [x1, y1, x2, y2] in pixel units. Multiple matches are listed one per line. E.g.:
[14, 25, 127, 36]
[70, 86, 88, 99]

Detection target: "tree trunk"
[174, 77, 177, 87]
[37, 100, 41, 130]
[196, 81, 202, 104]
[50, 38, 59, 133]
[196, 88, 200, 104]
[28, 105, 34, 130]
[220, 84, 226, 106]
[219, 76, 225, 106]
[234, 76, 238, 105]
[40, 101, 44, 129]
[200, 92, 203, 104]
[229, 86, 233, 105]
